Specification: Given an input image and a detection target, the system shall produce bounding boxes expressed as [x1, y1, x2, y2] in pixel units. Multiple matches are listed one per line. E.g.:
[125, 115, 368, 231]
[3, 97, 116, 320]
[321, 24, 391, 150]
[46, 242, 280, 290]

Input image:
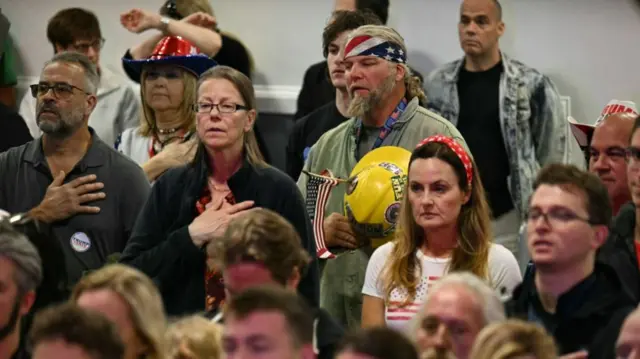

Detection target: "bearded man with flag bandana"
[297, 24, 470, 329]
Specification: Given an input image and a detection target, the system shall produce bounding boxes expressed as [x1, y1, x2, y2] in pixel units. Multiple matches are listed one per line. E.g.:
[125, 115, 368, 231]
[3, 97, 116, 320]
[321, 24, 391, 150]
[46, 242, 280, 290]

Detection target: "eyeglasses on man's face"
[30, 82, 89, 100]
[525, 207, 592, 227]
[68, 38, 105, 53]
[589, 146, 627, 163]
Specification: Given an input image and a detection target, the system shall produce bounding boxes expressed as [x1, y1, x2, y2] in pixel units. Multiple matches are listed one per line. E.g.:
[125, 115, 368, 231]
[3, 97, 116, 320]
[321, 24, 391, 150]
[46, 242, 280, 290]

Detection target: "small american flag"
[303, 170, 342, 259]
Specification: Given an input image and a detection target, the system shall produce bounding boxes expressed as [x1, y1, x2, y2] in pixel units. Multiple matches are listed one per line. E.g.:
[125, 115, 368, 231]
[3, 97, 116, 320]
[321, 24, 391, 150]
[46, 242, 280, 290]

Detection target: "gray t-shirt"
[356, 126, 382, 161]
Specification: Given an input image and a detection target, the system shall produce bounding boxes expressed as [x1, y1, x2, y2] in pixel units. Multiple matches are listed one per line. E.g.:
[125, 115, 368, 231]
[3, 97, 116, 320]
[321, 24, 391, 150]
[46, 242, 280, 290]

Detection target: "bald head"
[594, 113, 637, 142]
[461, 0, 502, 21]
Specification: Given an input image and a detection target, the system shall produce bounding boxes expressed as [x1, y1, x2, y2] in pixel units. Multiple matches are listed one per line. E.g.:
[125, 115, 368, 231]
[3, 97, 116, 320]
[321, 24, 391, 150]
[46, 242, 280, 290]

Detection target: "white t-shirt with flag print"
[362, 241, 522, 331]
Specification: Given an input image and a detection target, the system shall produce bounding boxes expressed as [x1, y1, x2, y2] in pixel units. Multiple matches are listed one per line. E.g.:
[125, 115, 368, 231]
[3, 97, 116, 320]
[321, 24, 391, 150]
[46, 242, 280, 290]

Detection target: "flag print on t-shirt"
[385, 276, 441, 326]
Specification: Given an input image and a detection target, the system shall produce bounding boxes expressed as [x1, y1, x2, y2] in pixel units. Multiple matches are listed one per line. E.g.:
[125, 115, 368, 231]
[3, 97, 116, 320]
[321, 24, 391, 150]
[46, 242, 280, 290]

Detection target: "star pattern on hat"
[416, 135, 473, 188]
[386, 46, 395, 54]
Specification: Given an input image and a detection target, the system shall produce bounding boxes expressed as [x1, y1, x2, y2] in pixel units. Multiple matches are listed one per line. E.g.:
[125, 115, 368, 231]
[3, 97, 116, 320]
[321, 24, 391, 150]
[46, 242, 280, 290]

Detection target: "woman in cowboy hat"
[117, 36, 217, 182]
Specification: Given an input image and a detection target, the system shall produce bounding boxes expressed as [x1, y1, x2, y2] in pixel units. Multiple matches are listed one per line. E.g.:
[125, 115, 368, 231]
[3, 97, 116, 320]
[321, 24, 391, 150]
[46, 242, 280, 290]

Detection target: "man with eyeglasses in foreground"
[0, 51, 150, 286]
[18, 8, 139, 147]
[507, 163, 635, 359]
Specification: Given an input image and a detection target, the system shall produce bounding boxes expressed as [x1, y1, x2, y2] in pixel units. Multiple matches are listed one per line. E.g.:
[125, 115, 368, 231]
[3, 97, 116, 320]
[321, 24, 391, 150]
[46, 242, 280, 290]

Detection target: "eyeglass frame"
[29, 82, 91, 100]
[525, 208, 594, 227]
[625, 147, 640, 165]
[193, 102, 249, 115]
[67, 38, 106, 53]
[588, 146, 627, 164]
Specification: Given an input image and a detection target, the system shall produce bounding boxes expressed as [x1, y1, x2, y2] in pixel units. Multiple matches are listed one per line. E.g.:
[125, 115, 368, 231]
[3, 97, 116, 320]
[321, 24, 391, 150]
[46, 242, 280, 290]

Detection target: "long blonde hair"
[382, 142, 492, 305]
[166, 316, 223, 359]
[71, 264, 167, 359]
[469, 320, 558, 359]
[194, 65, 266, 167]
[138, 68, 198, 137]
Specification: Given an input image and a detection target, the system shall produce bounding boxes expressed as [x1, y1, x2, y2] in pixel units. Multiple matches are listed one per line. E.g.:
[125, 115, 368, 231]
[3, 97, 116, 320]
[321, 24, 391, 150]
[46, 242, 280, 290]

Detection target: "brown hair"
[138, 68, 198, 137]
[71, 264, 167, 359]
[47, 8, 101, 51]
[30, 302, 125, 359]
[224, 285, 314, 348]
[195, 65, 266, 166]
[382, 142, 492, 305]
[469, 319, 557, 359]
[336, 327, 418, 359]
[322, 10, 383, 58]
[208, 208, 311, 284]
[166, 316, 223, 359]
[533, 163, 611, 226]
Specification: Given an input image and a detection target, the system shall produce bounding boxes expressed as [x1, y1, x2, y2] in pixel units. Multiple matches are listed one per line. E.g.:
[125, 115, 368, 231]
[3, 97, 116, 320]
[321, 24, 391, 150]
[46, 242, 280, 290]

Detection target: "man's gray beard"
[421, 347, 457, 359]
[37, 109, 85, 138]
[347, 74, 397, 119]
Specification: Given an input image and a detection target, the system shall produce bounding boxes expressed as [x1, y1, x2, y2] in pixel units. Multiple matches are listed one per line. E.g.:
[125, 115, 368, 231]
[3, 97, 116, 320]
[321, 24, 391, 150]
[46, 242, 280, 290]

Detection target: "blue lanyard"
[354, 98, 408, 153]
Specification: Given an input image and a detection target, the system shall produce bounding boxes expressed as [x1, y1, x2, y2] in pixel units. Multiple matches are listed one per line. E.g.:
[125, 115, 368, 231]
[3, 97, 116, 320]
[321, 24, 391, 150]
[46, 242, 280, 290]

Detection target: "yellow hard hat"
[344, 146, 411, 248]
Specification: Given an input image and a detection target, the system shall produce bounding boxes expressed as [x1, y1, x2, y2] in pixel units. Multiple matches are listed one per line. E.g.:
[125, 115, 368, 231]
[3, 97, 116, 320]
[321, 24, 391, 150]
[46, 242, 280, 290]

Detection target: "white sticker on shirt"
[70, 232, 91, 252]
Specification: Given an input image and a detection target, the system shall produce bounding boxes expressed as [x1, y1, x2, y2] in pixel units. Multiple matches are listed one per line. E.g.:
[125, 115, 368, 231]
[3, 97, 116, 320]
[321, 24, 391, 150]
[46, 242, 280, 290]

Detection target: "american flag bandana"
[344, 35, 406, 64]
[303, 170, 343, 259]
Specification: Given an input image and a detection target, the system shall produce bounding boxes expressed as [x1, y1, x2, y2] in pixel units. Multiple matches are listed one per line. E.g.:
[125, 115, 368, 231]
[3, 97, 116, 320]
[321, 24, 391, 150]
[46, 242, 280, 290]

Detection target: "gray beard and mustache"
[347, 72, 397, 119]
[36, 101, 85, 137]
[420, 347, 457, 359]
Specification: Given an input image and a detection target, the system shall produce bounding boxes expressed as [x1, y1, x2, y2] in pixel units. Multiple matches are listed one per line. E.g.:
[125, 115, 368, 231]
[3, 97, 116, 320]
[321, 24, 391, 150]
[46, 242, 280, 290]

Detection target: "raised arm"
[121, 8, 222, 59]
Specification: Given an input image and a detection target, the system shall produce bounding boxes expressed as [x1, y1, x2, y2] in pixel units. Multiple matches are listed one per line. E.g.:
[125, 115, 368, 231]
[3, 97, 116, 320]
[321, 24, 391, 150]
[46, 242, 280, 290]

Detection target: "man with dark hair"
[293, 0, 392, 120]
[30, 302, 124, 359]
[507, 163, 635, 359]
[425, 0, 584, 265]
[286, 10, 382, 180]
[207, 208, 343, 359]
[335, 327, 418, 359]
[335, 0, 390, 24]
[0, 220, 42, 359]
[223, 285, 316, 359]
[0, 52, 150, 285]
[18, 8, 139, 147]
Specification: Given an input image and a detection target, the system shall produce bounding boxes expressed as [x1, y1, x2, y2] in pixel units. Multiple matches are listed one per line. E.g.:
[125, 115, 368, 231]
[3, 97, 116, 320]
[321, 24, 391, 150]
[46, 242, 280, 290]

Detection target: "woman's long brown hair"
[381, 142, 492, 305]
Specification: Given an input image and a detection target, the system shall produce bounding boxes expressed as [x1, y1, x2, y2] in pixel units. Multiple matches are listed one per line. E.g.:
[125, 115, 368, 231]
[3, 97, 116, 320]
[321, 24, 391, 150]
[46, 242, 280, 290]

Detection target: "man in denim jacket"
[425, 0, 583, 265]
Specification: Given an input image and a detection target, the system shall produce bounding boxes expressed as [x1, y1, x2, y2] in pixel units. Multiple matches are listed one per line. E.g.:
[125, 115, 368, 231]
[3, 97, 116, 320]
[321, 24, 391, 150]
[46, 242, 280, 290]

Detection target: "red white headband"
[344, 35, 406, 64]
[416, 135, 473, 188]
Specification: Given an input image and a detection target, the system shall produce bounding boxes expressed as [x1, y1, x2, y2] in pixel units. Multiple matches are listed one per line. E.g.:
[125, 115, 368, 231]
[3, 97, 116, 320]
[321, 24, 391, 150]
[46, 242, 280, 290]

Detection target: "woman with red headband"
[361, 135, 522, 330]
[117, 36, 217, 182]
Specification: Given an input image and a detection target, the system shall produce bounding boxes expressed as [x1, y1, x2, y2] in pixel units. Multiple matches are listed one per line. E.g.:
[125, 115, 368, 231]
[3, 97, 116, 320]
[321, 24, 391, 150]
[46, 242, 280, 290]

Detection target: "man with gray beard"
[297, 24, 468, 329]
[0, 52, 149, 286]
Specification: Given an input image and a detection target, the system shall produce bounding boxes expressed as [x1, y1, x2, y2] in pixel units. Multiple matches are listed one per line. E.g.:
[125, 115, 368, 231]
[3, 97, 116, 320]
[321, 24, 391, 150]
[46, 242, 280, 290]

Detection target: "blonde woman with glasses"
[120, 65, 319, 317]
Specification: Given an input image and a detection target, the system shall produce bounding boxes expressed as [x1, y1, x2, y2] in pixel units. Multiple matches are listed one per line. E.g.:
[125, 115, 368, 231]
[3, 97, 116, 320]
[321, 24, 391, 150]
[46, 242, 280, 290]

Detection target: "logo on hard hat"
[384, 202, 401, 225]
